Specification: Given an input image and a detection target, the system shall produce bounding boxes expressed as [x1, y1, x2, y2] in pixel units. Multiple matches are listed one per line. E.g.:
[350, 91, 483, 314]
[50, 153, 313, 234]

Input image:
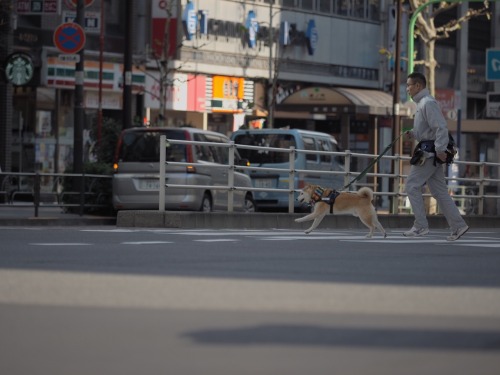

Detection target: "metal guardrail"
[159, 136, 500, 215]
[0, 172, 113, 217]
[3, 138, 497, 217]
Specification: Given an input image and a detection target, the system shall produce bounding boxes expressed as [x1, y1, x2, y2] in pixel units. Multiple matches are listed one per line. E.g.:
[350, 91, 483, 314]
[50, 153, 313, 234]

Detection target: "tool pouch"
[410, 147, 425, 166]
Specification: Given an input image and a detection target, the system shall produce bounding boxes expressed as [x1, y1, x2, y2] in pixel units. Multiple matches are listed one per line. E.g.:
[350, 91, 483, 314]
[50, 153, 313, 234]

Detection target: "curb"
[116, 211, 500, 230]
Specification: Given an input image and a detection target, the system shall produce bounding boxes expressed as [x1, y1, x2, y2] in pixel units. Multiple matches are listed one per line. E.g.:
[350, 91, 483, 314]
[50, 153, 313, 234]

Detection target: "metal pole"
[268, 1, 273, 128]
[159, 135, 166, 211]
[97, 0, 105, 145]
[393, 0, 402, 155]
[123, 0, 133, 129]
[74, 0, 85, 175]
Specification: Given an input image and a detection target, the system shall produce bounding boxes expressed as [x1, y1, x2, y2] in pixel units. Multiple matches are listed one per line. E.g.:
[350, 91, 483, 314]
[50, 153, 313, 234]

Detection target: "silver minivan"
[231, 128, 344, 210]
[112, 127, 255, 212]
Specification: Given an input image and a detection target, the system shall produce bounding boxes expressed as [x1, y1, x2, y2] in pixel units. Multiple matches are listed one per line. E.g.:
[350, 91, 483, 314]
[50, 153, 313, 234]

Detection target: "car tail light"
[186, 165, 196, 173]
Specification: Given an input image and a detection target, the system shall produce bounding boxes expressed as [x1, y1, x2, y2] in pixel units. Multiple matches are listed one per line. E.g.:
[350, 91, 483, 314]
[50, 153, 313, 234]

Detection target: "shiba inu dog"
[295, 184, 387, 238]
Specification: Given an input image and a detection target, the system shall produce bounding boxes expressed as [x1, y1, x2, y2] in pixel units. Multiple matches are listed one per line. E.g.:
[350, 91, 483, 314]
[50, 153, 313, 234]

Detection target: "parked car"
[231, 128, 344, 210]
[112, 127, 255, 212]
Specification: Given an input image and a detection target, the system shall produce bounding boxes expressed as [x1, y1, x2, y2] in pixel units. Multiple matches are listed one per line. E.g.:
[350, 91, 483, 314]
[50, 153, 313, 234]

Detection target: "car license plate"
[138, 179, 160, 190]
[254, 178, 274, 188]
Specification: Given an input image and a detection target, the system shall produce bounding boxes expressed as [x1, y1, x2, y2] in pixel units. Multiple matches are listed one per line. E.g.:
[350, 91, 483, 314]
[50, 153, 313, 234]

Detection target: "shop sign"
[486, 49, 500, 81]
[211, 76, 244, 113]
[246, 10, 259, 48]
[305, 19, 318, 56]
[151, 0, 178, 58]
[182, 1, 196, 41]
[486, 92, 500, 118]
[16, 0, 59, 14]
[64, 0, 95, 9]
[45, 57, 145, 93]
[435, 89, 460, 119]
[62, 11, 101, 33]
[5, 52, 34, 86]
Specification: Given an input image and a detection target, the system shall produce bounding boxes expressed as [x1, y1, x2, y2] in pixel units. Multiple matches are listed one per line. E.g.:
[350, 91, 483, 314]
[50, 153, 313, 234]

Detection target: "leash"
[341, 133, 403, 191]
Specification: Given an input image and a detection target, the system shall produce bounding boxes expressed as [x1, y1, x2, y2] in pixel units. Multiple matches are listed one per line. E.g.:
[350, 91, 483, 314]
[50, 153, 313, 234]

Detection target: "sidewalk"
[2, 203, 499, 229]
[0, 203, 116, 226]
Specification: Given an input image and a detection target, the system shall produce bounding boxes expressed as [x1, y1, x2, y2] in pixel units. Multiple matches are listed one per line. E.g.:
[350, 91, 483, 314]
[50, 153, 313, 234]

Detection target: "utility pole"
[74, 0, 85, 174]
[123, 0, 133, 129]
[267, 1, 275, 128]
[392, 0, 402, 156]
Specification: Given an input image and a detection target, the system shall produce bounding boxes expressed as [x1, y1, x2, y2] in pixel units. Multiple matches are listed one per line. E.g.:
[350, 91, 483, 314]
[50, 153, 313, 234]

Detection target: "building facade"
[0, 0, 499, 213]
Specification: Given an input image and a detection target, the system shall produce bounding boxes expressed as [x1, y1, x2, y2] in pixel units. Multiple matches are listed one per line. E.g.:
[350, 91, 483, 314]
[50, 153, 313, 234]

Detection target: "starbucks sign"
[5, 52, 34, 86]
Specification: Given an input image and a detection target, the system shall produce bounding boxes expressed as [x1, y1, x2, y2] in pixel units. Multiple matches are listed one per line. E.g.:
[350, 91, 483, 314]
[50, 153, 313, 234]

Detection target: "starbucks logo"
[5, 52, 34, 86]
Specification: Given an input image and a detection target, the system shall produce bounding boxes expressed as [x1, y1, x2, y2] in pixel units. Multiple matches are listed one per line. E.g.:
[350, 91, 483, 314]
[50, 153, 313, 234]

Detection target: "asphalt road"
[1, 226, 500, 375]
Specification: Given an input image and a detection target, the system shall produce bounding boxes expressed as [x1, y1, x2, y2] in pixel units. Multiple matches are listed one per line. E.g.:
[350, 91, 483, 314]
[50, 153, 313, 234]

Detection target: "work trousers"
[405, 157, 467, 231]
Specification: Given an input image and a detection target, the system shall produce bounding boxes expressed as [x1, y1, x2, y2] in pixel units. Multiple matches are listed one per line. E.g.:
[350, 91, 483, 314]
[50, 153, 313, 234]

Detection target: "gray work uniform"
[405, 88, 467, 231]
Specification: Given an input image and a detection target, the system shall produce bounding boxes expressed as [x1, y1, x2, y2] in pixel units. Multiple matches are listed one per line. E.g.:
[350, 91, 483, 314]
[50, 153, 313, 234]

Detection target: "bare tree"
[408, 0, 490, 95]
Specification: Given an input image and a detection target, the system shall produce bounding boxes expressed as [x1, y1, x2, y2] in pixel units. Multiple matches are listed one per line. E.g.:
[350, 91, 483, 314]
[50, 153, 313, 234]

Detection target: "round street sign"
[54, 22, 86, 54]
[65, 0, 95, 9]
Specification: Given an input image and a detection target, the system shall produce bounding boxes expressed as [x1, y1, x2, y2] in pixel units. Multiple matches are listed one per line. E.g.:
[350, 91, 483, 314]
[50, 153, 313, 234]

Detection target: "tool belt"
[410, 136, 457, 166]
[410, 140, 434, 166]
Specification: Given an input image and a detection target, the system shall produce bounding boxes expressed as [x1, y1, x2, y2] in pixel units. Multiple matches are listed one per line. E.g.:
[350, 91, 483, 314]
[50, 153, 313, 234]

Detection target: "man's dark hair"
[408, 72, 427, 87]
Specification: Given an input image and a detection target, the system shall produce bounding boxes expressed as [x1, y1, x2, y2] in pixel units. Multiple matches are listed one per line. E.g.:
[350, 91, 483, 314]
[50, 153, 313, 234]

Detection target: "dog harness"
[310, 187, 340, 214]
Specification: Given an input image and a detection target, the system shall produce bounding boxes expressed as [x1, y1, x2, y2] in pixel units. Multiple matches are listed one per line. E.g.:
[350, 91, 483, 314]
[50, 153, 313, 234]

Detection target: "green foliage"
[62, 117, 121, 215]
[89, 117, 122, 164]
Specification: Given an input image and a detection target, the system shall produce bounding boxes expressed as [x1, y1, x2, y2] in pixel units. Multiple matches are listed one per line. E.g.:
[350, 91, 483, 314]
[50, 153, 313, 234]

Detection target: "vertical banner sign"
[280, 21, 290, 46]
[198, 10, 208, 35]
[151, 0, 178, 58]
[486, 49, 500, 81]
[182, 1, 196, 40]
[306, 19, 318, 56]
[246, 10, 258, 48]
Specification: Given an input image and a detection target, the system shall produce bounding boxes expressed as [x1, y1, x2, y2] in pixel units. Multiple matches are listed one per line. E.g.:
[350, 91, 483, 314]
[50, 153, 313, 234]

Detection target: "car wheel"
[200, 193, 212, 212]
[244, 194, 256, 212]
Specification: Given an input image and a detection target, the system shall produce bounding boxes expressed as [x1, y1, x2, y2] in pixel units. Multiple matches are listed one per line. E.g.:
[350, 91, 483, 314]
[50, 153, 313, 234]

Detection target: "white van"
[231, 128, 344, 210]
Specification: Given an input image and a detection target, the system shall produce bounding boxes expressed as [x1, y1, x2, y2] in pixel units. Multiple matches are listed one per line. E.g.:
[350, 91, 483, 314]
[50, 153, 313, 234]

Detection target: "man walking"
[403, 72, 469, 241]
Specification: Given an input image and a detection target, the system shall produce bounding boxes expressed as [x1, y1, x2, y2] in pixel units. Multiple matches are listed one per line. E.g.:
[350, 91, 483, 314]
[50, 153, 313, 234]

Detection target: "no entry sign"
[53, 22, 86, 54]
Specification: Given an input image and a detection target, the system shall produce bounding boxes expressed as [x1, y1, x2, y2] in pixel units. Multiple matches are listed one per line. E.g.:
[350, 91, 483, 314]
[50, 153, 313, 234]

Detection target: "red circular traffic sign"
[53, 22, 86, 54]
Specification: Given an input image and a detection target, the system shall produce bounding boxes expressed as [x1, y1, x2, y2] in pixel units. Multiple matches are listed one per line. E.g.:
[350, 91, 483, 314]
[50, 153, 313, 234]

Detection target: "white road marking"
[122, 241, 173, 245]
[195, 239, 239, 242]
[30, 243, 92, 246]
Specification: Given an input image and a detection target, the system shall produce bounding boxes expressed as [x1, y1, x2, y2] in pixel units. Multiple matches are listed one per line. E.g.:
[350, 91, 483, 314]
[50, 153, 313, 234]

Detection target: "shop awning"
[277, 86, 409, 116]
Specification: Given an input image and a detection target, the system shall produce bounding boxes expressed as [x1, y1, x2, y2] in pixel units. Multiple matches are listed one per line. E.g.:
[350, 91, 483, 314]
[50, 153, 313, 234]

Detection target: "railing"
[0, 172, 113, 217]
[160, 136, 500, 215]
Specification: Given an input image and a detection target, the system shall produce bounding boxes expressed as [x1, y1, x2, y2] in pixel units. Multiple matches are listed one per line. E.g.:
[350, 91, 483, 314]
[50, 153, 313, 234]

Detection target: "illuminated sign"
[5, 52, 34, 86]
[16, 0, 59, 14]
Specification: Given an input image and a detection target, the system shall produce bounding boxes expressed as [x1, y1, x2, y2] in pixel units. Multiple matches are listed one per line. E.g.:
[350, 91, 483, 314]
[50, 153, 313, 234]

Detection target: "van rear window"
[233, 133, 297, 164]
[118, 130, 187, 162]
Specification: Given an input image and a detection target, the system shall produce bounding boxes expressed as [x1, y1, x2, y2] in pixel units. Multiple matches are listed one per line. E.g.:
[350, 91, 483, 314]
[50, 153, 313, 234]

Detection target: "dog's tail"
[357, 187, 374, 200]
